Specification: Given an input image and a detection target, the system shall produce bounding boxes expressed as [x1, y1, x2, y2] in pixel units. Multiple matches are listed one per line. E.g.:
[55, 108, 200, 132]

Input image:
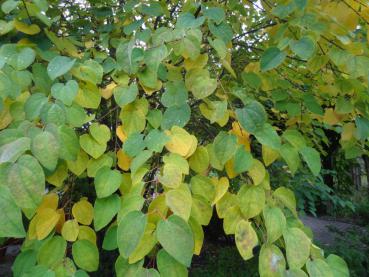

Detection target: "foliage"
[1, 0, 369, 276]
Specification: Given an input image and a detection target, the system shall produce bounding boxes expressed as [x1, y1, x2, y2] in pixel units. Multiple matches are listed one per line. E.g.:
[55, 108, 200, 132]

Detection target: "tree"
[1, 0, 367, 275]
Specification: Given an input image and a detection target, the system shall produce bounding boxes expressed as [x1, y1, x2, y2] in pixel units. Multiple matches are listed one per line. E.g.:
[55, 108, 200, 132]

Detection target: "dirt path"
[301, 215, 363, 247]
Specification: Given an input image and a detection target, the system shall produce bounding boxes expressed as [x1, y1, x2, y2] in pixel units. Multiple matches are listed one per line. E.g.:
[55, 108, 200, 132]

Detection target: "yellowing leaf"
[230, 122, 251, 151]
[165, 126, 197, 158]
[72, 198, 94, 225]
[36, 208, 61, 240]
[100, 82, 117, 99]
[61, 219, 79, 242]
[117, 149, 132, 171]
[128, 223, 157, 263]
[78, 226, 97, 244]
[189, 146, 209, 174]
[225, 158, 238, 179]
[248, 159, 266, 185]
[235, 220, 258, 261]
[341, 123, 356, 141]
[212, 177, 229, 205]
[323, 108, 342, 125]
[14, 20, 41, 35]
[55, 208, 65, 234]
[262, 145, 279, 166]
[165, 184, 192, 221]
[37, 193, 59, 213]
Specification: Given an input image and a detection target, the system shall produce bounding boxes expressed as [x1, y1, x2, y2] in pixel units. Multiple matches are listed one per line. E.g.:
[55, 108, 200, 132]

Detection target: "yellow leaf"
[14, 20, 40, 35]
[341, 123, 356, 141]
[62, 219, 79, 242]
[165, 184, 192, 221]
[116, 125, 127, 142]
[189, 146, 210, 174]
[189, 218, 204, 255]
[27, 216, 37, 240]
[117, 149, 132, 171]
[55, 208, 65, 234]
[35, 208, 60, 240]
[225, 158, 238, 179]
[128, 223, 157, 263]
[230, 122, 250, 151]
[262, 145, 279, 166]
[148, 194, 168, 224]
[216, 192, 237, 219]
[248, 159, 266, 186]
[235, 220, 258, 260]
[212, 177, 229, 205]
[37, 193, 59, 213]
[184, 54, 208, 70]
[165, 126, 198, 158]
[323, 108, 341, 125]
[140, 80, 162, 95]
[78, 226, 97, 244]
[72, 198, 94, 225]
[100, 82, 117, 99]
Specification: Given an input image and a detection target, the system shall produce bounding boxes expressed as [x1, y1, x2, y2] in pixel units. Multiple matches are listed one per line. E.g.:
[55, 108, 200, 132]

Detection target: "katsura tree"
[1, 0, 368, 276]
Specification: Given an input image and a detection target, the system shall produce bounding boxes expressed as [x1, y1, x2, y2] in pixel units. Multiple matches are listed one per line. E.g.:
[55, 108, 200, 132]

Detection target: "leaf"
[161, 81, 188, 107]
[259, 244, 286, 277]
[254, 123, 281, 150]
[61, 219, 79, 242]
[190, 175, 215, 203]
[355, 117, 369, 140]
[238, 185, 265, 219]
[72, 198, 94, 225]
[273, 187, 297, 216]
[164, 126, 197, 158]
[114, 83, 138, 106]
[47, 56, 76, 80]
[235, 220, 258, 261]
[157, 215, 194, 267]
[262, 145, 280, 166]
[89, 123, 111, 144]
[189, 146, 209, 173]
[161, 104, 191, 130]
[72, 240, 99, 272]
[123, 132, 145, 157]
[191, 195, 213, 226]
[1, 0, 19, 13]
[6, 154, 45, 210]
[263, 206, 286, 243]
[248, 159, 266, 185]
[37, 236, 66, 267]
[0, 185, 26, 238]
[306, 259, 333, 277]
[157, 249, 188, 277]
[290, 36, 315, 60]
[128, 223, 157, 263]
[326, 254, 349, 277]
[236, 101, 267, 133]
[260, 47, 286, 71]
[117, 210, 147, 258]
[94, 167, 122, 198]
[144, 129, 169, 153]
[185, 68, 217, 99]
[299, 146, 321, 176]
[102, 225, 118, 251]
[14, 20, 40, 35]
[79, 134, 106, 159]
[213, 131, 238, 165]
[8, 47, 35, 70]
[166, 184, 192, 221]
[51, 80, 79, 106]
[78, 226, 96, 244]
[279, 144, 300, 175]
[35, 208, 60, 240]
[283, 227, 311, 269]
[0, 137, 30, 163]
[94, 194, 120, 231]
[233, 147, 253, 174]
[31, 130, 60, 171]
[58, 125, 79, 161]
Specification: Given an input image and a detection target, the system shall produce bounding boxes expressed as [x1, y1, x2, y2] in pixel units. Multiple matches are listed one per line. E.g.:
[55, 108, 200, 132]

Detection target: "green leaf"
[102, 225, 118, 251]
[185, 68, 217, 99]
[117, 210, 147, 258]
[234, 147, 253, 174]
[157, 249, 188, 277]
[94, 194, 120, 231]
[279, 144, 300, 175]
[190, 175, 215, 204]
[290, 36, 315, 60]
[189, 146, 210, 174]
[79, 134, 106, 159]
[203, 7, 225, 24]
[89, 123, 111, 144]
[299, 146, 321, 176]
[37, 236, 67, 268]
[1, 0, 19, 14]
[72, 240, 99, 272]
[130, 150, 152, 175]
[94, 167, 122, 198]
[12, 250, 37, 277]
[58, 125, 79, 161]
[273, 187, 297, 216]
[254, 123, 281, 150]
[235, 220, 258, 261]
[326, 254, 349, 277]
[157, 215, 194, 267]
[114, 83, 138, 106]
[8, 47, 35, 70]
[6, 154, 45, 210]
[0, 137, 30, 163]
[355, 117, 369, 140]
[31, 130, 60, 171]
[259, 244, 286, 277]
[190, 195, 213, 226]
[161, 104, 191, 130]
[123, 132, 145, 157]
[306, 259, 333, 277]
[161, 81, 188, 107]
[236, 101, 267, 133]
[0, 185, 26, 238]
[283, 227, 311, 269]
[24, 93, 48, 120]
[47, 56, 76, 80]
[51, 80, 79, 106]
[213, 131, 238, 165]
[166, 184, 192, 221]
[263, 206, 286, 243]
[237, 185, 265, 219]
[144, 129, 169, 153]
[282, 129, 306, 150]
[260, 47, 286, 72]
